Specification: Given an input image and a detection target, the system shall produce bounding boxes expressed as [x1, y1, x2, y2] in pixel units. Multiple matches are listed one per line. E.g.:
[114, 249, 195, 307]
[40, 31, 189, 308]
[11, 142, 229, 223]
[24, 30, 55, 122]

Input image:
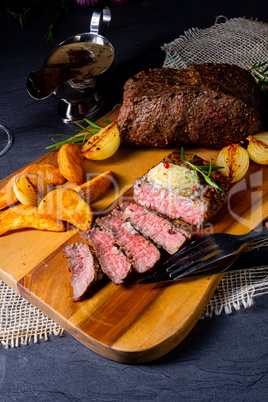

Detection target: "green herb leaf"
[181, 147, 223, 192]
[82, 119, 104, 129]
[45, 118, 108, 149]
[246, 61, 268, 95]
[5, 0, 72, 42]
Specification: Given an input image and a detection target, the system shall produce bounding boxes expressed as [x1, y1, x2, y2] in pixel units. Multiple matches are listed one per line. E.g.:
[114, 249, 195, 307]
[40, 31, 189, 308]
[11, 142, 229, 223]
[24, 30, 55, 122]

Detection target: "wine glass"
[0, 125, 13, 157]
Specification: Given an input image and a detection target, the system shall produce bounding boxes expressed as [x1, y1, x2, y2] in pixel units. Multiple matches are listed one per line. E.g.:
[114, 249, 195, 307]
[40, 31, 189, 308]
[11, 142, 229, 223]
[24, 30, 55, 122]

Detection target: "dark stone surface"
[0, 1, 267, 400]
[0, 296, 267, 401]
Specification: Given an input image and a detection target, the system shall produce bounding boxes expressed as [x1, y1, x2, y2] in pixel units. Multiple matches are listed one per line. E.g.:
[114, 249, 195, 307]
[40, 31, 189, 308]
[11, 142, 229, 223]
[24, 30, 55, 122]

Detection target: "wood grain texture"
[1, 107, 268, 363]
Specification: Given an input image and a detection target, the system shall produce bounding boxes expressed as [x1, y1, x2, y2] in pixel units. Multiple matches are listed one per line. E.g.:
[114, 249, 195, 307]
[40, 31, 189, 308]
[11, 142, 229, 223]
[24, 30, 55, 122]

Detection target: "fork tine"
[165, 239, 219, 271]
[163, 235, 218, 267]
[179, 256, 236, 277]
[166, 244, 222, 274]
[170, 252, 227, 279]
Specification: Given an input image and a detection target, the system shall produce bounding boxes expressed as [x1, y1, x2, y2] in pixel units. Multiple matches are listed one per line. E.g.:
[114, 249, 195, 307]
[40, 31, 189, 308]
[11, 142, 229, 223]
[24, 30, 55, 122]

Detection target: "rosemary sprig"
[4, 0, 72, 42]
[45, 118, 112, 149]
[181, 148, 223, 192]
[45, 0, 72, 42]
[246, 61, 268, 95]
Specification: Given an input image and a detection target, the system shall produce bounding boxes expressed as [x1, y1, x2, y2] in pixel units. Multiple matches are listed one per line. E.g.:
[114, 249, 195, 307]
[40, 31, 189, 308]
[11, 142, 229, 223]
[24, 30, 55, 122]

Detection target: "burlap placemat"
[162, 16, 268, 69]
[0, 281, 64, 348]
[1, 16, 268, 349]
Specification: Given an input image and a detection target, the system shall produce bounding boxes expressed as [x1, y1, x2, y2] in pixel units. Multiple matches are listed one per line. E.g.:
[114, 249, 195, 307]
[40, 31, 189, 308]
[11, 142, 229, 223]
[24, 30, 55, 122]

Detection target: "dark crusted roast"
[133, 150, 229, 227]
[64, 242, 104, 300]
[117, 63, 262, 149]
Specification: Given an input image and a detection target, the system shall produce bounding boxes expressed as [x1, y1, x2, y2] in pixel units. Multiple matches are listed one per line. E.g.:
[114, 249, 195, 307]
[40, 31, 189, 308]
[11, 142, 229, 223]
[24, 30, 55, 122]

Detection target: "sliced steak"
[64, 242, 103, 300]
[117, 64, 262, 149]
[133, 150, 229, 227]
[82, 228, 132, 284]
[113, 202, 190, 254]
[97, 214, 160, 273]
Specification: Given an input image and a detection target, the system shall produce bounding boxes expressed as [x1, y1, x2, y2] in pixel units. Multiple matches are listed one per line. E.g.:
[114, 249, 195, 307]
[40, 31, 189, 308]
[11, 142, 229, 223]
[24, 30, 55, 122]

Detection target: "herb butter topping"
[145, 162, 199, 192]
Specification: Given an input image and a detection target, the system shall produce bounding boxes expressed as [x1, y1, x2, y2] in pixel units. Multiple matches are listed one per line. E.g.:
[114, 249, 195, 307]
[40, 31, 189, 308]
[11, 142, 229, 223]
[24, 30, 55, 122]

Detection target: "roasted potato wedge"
[0, 205, 65, 236]
[23, 163, 66, 185]
[78, 170, 114, 204]
[0, 177, 18, 210]
[81, 122, 120, 160]
[38, 188, 93, 231]
[0, 163, 66, 211]
[57, 144, 84, 185]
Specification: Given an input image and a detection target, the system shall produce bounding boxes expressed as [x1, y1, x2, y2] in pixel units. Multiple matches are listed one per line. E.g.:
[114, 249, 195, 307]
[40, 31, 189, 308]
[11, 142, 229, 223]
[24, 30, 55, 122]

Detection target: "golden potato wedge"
[81, 122, 120, 160]
[0, 205, 65, 236]
[57, 144, 84, 185]
[0, 163, 66, 211]
[78, 170, 114, 204]
[0, 177, 18, 210]
[38, 188, 93, 231]
[23, 163, 66, 185]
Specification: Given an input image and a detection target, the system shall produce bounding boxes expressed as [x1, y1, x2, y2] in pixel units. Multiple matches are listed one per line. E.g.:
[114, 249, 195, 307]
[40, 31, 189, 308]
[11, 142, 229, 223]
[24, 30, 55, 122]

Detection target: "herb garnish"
[181, 147, 223, 192]
[4, 0, 72, 42]
[246, 62, 268, 95]
[46, 118, 112, 149]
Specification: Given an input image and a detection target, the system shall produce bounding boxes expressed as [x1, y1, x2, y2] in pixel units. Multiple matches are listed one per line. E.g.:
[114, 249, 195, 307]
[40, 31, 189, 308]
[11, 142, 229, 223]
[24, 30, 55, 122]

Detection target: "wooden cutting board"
[1, 106, 268, 363]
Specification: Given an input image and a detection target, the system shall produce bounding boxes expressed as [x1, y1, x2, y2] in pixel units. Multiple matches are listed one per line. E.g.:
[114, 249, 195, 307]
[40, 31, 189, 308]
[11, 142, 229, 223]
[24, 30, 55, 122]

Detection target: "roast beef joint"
[117, 63, 263, 149]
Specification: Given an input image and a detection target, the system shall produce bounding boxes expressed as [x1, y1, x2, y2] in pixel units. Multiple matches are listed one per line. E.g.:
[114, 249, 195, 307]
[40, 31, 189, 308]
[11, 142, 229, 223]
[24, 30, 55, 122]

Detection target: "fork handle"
[242, 221, 268, 243]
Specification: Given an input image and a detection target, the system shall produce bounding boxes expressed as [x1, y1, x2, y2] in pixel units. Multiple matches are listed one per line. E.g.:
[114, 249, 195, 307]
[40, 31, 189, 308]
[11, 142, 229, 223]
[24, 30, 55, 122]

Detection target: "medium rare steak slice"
[64, 242, 103, 300]
[133, 150, 229, 227]
[97, 214, 160, 273]
[117, 64, 262, 149]
[113, 202, 190, 255]
[82, 228, 132, 284]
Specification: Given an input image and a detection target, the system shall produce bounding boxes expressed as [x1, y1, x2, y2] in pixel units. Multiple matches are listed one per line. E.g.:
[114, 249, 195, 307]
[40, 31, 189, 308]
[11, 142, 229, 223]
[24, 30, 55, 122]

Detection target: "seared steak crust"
[82, 228, 132, 284]
[113, 202, 190, 254]
[163, 151, 230, 220]
[133, 150, 229, 226]
[97, 214, 160, 273]
[64, 242, 103, 300]
[117, 64, 262, 149]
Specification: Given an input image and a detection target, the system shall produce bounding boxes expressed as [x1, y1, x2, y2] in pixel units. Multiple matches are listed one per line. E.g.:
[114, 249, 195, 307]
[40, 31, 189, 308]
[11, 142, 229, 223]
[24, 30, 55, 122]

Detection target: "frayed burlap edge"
[0, 280, 64, 349]
[161, 16, 268, 70]
[202, 267, 268, 318]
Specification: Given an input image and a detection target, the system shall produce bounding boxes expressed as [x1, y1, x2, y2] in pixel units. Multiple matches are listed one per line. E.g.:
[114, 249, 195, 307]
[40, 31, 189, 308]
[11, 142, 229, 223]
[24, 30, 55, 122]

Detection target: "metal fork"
[139, 223, 268, 285]
[163, 223, 268, 280]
